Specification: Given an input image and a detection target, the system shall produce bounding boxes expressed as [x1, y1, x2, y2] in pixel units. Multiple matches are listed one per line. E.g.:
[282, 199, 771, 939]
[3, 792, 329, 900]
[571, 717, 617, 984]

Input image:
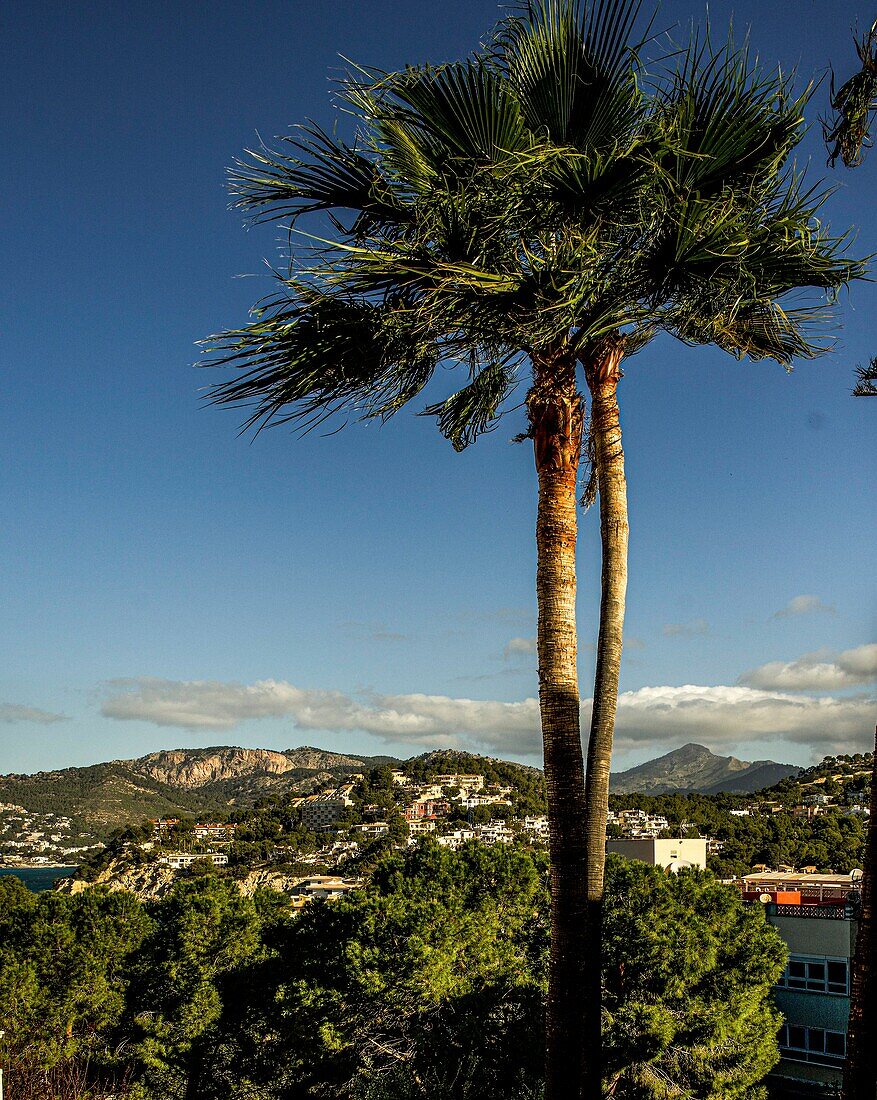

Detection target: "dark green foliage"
[602, 858, 785, 1097]
[125, 874, 269, 1100]
[0, 845, 786, 1099]
[0, 878, 151, 1096]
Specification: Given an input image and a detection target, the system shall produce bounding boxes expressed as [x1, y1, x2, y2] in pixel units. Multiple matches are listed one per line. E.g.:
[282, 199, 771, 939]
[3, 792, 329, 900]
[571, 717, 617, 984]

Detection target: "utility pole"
[0, 1027, 5, 1100]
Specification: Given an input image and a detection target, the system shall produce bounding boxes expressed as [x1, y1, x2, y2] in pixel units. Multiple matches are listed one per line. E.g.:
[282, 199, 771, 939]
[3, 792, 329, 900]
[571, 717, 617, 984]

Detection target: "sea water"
[0, 866, 77, 891]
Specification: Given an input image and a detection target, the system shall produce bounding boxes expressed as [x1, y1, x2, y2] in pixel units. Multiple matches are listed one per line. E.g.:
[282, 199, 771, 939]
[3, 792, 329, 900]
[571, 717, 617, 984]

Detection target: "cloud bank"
[100, 675, 875, 759]
[740, 644, 877, 691]
[0, 703, 68, 724]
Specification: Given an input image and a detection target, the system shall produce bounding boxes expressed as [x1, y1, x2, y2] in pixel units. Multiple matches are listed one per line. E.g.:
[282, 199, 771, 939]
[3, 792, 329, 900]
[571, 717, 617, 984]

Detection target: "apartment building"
[741, 871, 862, 1096]
[300, 790, 354, 829]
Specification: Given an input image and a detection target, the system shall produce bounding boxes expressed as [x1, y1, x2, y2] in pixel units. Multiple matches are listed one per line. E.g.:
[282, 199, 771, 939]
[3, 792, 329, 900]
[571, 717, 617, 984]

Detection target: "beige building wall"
[606, 837, 708, 870]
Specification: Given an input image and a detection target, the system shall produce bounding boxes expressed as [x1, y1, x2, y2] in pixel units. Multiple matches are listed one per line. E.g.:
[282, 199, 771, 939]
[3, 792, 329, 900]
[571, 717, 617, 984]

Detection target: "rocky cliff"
[132, 747, 299, 788]
[130, 745, 372, 790]
[58, 855, 311, 901]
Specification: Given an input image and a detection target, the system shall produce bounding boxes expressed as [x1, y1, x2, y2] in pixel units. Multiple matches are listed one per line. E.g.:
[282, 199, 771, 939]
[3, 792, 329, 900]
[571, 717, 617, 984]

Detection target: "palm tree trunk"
[527, 346, 589, 1100]
[843, 725, 877, 1100]
[581, 341, 628, 1094]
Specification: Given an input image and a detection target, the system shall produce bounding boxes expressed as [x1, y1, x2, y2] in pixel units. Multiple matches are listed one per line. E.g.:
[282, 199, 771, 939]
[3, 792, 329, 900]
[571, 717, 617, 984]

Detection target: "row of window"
[776, 955, 848, 996]
[779, 1024, 846, 1066]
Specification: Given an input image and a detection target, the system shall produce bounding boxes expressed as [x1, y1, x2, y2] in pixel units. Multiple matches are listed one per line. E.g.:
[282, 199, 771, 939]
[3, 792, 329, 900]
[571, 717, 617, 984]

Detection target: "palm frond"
[202, 288, 437, 432]
[364, 61, 530, 167]
[501, 0, 644, 150]
[666, 296, 828, 364]
[824, 19, 877, 168]
[228, 124, 404, 228]
[422, 359, 520, 450]
[852, 356, 877, 396]
[655, 33, 809, 199]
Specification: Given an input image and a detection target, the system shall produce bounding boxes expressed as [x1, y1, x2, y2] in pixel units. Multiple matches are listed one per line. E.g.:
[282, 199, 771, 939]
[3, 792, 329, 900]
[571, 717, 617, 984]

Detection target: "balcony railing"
[772, 902, 855, 920]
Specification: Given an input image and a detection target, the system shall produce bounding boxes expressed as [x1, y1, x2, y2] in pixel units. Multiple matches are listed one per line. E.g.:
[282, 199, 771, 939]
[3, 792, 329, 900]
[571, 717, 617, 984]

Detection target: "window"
[779, 1024, 846, 1066]
[777, 955, 848, 995]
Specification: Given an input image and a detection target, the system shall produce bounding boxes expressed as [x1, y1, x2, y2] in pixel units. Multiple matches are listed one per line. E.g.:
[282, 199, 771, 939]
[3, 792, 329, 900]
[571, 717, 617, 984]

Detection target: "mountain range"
[0, 741, 800, 837]
[609, 742, 799, 795]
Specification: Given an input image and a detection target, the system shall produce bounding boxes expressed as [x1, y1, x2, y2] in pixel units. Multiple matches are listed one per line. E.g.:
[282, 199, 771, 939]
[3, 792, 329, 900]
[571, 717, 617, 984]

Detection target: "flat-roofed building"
[741, 871, 859, 907]
[606, 837, 707, 871]
[350, 822, 389, 838]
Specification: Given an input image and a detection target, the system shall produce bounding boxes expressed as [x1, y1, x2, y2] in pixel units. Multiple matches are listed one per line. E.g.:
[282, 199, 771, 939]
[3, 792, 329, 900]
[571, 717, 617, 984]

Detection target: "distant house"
[193, 822, 237, 841]
[436, 830, 476, 850]
[433, 774, 485, 793]
[350, 822, 389, 838]
[290, 875, 364, 905]
[158, 852, 228, 869]
[404, 799, 450, 821]
[522, 815, 549, 840]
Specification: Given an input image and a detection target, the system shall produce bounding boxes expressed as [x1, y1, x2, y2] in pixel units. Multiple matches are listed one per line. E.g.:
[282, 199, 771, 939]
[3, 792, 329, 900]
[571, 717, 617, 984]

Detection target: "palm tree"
[843, 729, 876, 1100]
[203, 4, 864, 1095]
[825, 18, 877, 168]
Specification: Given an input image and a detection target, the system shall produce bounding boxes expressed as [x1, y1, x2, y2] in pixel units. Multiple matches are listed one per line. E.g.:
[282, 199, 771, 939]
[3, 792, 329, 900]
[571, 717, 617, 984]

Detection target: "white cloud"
[0, 703, 68, 724]
[740, 644, 877, 691]
[504, 636, 538, 659]
[662, 619, 709, 638]
[100, 677, 539, 751]
[773, 594, 836, 619]
[611, 684, 874, 756]
[100, 675, 876, 761]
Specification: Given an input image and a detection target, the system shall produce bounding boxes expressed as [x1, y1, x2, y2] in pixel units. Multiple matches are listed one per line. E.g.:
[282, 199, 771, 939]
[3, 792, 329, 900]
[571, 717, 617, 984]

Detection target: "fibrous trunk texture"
[582, 341, 628, 1092]
[528, 346, 589, 1100]
[843, 725, 877, 1100]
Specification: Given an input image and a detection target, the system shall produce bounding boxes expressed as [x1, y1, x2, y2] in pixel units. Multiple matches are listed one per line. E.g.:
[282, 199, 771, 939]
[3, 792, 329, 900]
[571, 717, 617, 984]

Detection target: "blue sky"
[1, 0, 874, 774]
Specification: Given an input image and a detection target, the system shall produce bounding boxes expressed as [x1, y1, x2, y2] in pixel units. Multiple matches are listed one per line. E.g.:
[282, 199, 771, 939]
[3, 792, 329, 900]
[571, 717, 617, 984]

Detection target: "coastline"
[0, 863, 78, 871]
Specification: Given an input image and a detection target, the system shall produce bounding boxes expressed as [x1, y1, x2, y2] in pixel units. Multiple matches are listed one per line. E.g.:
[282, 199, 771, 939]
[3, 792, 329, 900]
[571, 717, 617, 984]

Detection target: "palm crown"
[205, 0, 863, 440]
